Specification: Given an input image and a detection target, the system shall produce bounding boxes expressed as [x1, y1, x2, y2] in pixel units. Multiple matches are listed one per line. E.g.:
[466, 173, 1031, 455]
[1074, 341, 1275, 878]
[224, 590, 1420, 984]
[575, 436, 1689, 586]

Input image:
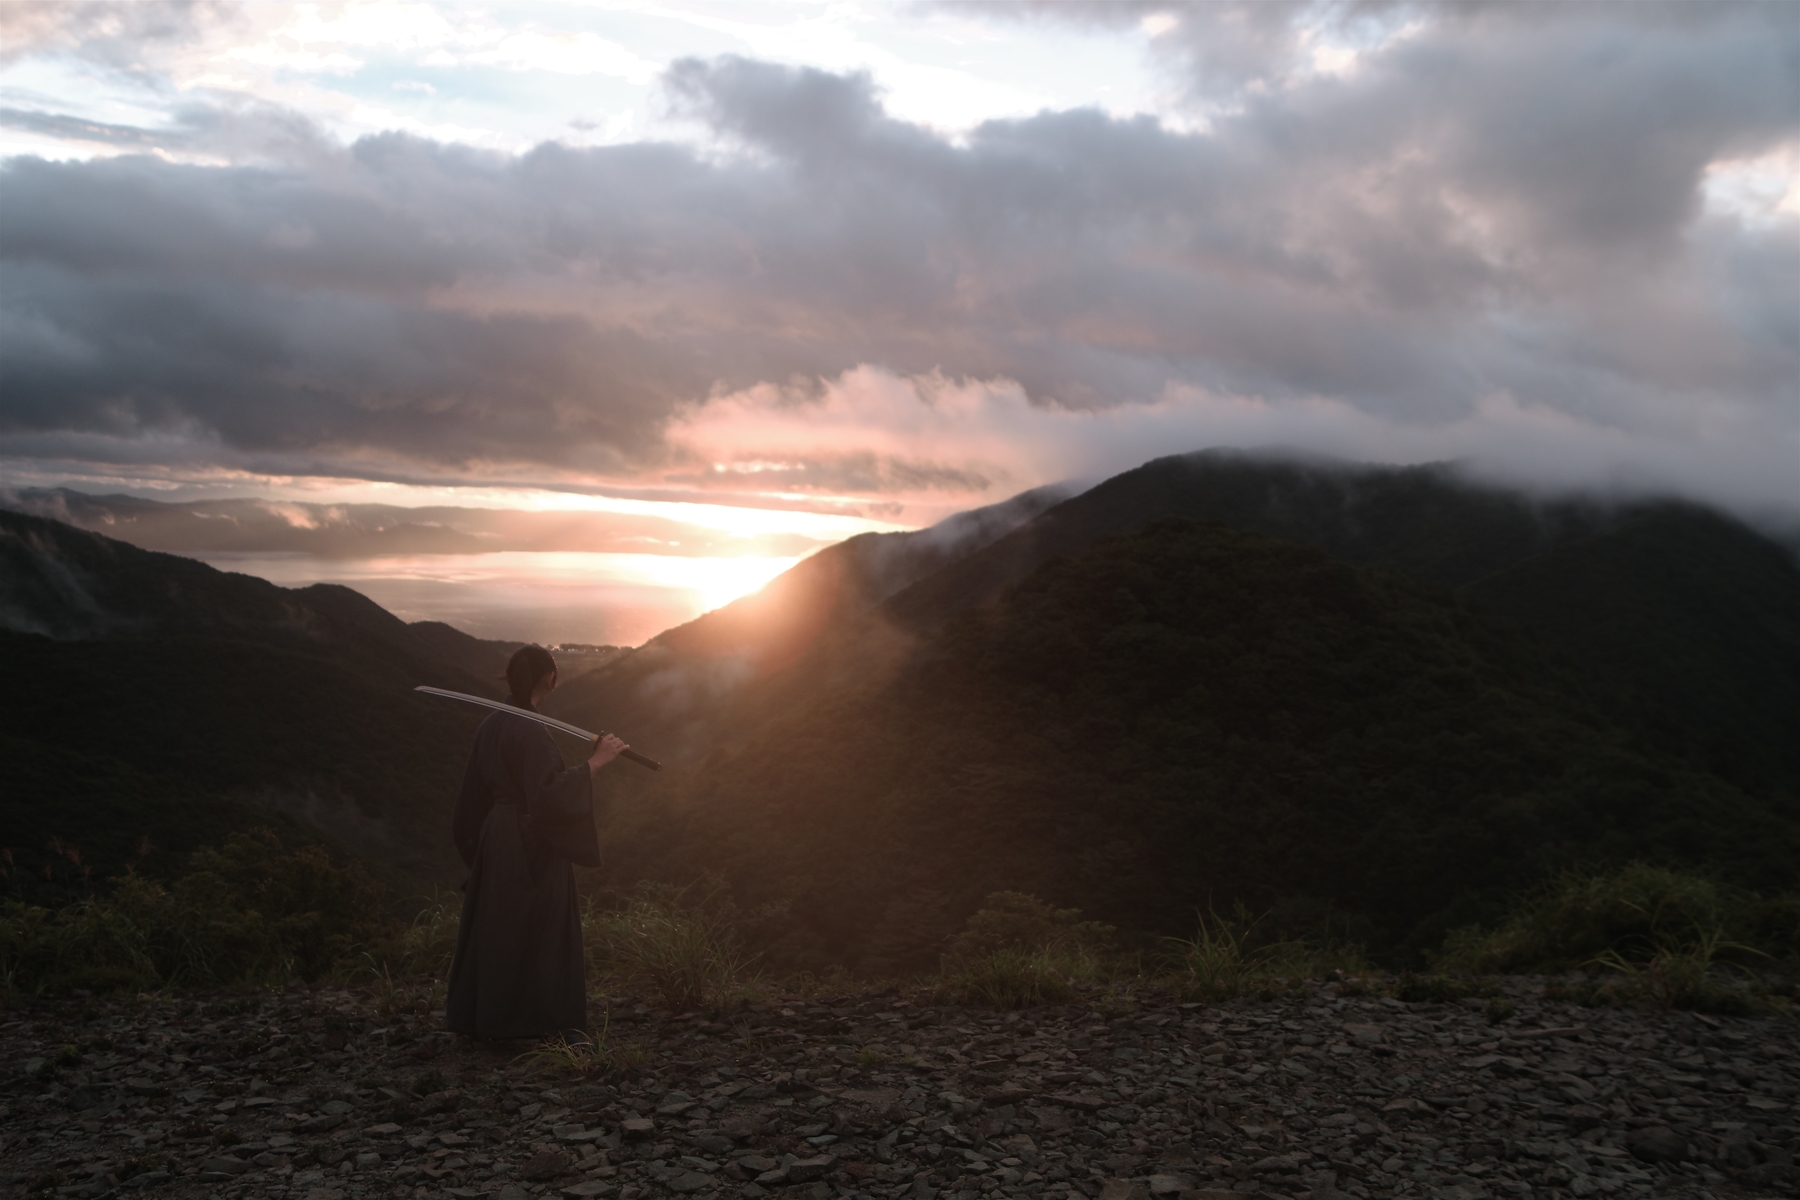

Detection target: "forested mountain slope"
[880, 452, 1800, 793]
[1467, 504, 1800, 790]
[591, 520, 1798, 972]
[558, 452, 1800, 798]
[0, 510, 517, 897]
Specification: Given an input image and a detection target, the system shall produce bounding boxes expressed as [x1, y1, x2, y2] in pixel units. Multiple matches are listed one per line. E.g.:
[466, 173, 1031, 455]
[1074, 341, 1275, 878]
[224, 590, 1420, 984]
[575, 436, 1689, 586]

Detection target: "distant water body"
[191, 550, 802, 647]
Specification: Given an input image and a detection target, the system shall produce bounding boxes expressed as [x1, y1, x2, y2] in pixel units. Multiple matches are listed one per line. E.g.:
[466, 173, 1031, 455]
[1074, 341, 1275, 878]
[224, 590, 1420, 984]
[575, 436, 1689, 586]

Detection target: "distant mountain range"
[5, 452, 1796, 970]
[0, 487, 822, 559]
[0, 508, 523, 898]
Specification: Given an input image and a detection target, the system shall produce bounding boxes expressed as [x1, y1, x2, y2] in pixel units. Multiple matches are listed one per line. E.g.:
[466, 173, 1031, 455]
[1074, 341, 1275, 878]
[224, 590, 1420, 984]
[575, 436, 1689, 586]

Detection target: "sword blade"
[414, 686, 662, 770]
[413, 684, 597, 739]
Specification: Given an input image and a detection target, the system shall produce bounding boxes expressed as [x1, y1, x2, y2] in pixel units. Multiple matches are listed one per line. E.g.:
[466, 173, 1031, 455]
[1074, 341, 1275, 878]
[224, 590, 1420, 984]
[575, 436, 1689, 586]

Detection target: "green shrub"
[936, 944, 1099, 1010]
[0, 828, 386, 997]
[1439, 863, 1744, 972]
[945, 892, 1114, 960]
[0, 892, 158, 996]
[936, 892, 1111, 1010]
[1161, 904, 1336, 1002]
[518, 1015, 651, 1079]
[1443, 863, 1792, 1013]
[178, 829, 385, 981]
[584, 883, 758, 1013]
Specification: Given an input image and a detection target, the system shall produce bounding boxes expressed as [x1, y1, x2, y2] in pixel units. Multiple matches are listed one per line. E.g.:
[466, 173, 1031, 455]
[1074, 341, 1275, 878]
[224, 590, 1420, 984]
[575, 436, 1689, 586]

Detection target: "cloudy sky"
[2, 0, 1796, 542]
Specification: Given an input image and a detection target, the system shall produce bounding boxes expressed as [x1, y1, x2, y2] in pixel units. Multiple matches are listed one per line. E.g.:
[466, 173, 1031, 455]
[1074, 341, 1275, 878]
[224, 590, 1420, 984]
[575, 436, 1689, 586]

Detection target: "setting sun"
[599, 550, 802, 614]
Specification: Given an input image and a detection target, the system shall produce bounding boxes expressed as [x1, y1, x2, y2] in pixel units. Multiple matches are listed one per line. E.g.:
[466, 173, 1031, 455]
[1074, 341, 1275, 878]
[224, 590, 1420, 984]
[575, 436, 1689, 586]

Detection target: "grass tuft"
[1442, 863, 1791, 1013]
[936, 892, 1111, 1010]
[1589, 924, 1767, 1014]
[935, 944, 1099, 1010]
[1438, 862, 1784, 974]
[584, 883, 759, 1014]
[517, 1015, 650, 1079]
[1162, 904, 1346, 1002]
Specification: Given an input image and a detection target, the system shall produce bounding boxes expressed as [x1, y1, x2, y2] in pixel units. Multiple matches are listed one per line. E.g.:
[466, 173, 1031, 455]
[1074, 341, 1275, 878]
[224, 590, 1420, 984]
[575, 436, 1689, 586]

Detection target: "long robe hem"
[444, 706, 599, 1040]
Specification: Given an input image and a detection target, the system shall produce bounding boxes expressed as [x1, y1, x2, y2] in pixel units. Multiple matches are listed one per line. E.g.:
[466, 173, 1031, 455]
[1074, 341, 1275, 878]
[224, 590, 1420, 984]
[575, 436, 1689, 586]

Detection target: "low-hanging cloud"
[671, 363, 1799, 522]
[0, 1, 1794, 523]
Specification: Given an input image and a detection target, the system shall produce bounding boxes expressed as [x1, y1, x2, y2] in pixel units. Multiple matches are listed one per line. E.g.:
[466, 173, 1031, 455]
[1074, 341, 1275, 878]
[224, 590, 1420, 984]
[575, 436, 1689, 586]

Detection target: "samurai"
[445, 645, 628, 1039]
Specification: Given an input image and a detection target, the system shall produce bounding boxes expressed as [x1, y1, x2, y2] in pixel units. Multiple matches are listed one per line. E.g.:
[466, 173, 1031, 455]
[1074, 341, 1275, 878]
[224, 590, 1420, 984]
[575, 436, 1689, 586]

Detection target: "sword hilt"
[591, 732, 663, 772]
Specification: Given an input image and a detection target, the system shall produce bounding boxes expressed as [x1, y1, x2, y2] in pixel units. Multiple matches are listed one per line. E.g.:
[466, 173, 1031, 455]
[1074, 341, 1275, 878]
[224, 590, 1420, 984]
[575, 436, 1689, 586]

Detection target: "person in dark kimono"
[446, 645, 627, 1039]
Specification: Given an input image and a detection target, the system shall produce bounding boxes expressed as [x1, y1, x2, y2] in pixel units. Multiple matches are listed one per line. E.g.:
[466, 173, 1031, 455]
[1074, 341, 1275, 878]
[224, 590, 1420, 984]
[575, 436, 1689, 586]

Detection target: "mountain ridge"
[555, 450, 1800, 793]
[587, 516, 1798, 970]
[0, 508, 525, 897]
[6, 452, 1796, 970]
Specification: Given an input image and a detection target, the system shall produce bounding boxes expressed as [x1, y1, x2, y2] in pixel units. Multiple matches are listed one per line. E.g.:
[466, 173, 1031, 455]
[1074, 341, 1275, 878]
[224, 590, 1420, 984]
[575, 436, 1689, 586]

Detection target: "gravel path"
[4, 977, 1795, 1200]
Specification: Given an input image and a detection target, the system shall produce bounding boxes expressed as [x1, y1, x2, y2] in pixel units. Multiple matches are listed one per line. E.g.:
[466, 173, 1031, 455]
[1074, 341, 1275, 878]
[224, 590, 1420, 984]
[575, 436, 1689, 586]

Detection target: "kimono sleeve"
[523, 727, 604, 868]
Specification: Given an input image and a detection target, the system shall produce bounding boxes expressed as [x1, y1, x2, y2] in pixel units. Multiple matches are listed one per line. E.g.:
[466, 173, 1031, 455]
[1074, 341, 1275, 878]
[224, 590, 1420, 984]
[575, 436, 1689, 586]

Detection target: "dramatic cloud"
[0, 487, 825, 559]
[0, 1, 240, 70]
[0, 1, 1794, 523]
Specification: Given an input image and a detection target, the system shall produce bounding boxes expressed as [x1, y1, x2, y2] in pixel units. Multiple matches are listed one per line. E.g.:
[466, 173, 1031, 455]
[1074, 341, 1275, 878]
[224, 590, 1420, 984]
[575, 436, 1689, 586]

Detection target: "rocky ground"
[3, 976, 1795, 1200]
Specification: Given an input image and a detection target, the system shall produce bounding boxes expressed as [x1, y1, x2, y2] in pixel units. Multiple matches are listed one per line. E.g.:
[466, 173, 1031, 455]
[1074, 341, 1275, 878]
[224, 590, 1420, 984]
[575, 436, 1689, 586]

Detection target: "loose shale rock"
[1626, 1125, 1690, 1164]
[523, 1147, 572, 1180]
[1, 976, 1793, 1200]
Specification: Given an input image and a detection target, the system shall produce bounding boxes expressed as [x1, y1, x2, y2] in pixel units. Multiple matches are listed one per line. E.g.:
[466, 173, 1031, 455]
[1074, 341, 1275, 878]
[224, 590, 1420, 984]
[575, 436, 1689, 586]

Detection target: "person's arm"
[523, 728, 625, 819]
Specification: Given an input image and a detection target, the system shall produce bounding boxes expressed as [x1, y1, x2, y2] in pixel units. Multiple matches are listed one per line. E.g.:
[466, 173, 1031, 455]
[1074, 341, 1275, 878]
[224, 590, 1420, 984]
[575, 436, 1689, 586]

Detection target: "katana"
[414, 685, 663, 771]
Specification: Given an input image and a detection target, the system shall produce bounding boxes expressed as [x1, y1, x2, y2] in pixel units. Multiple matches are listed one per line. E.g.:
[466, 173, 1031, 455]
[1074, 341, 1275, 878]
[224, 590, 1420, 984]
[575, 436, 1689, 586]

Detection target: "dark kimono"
[446, 706, 602, 1039]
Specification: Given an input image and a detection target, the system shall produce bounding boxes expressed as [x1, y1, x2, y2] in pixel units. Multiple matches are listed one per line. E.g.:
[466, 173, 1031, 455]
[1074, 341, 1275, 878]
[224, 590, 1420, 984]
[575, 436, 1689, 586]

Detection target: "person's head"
[505, 644, 557, 708]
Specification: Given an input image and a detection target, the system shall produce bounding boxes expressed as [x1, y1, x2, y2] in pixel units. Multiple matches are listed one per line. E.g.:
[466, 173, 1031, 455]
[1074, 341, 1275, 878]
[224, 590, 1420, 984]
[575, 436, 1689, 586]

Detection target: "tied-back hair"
[504, 645, 557, 709]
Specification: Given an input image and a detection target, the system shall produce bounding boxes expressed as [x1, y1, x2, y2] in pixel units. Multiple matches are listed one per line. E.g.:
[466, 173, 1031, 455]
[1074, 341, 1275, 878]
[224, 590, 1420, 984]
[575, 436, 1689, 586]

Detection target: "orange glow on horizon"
[189, 548, 806, 645]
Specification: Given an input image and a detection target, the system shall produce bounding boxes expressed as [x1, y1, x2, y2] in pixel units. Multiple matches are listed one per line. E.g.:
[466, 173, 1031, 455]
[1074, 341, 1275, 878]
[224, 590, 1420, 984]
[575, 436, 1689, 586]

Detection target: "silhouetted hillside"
[558, 451, 1800, 800]
[546, 484, 1069, 762]
[883, 452, 1606, 625]
[407, 620, 524, 683]
[0, 510, 515, 898]
[1468, 504, 1800, 790]
[883, 452, 1800, 791]
[593, 520, 1798, 972]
